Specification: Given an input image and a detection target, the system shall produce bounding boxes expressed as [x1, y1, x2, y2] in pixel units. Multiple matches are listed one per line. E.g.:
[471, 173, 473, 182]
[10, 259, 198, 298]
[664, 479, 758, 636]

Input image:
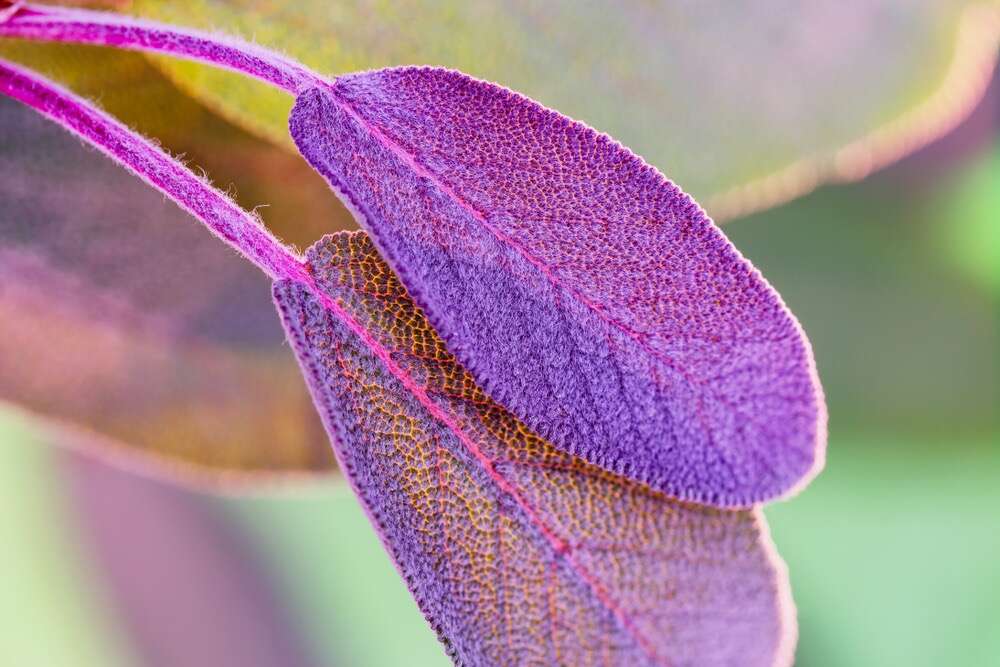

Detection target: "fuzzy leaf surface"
[290, 68, 825, 506]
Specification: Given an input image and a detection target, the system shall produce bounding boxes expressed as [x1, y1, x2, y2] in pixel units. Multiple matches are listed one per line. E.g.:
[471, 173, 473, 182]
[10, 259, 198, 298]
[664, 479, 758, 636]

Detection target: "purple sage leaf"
[274, 231, 796, 667]
[289, 68, 827, 507]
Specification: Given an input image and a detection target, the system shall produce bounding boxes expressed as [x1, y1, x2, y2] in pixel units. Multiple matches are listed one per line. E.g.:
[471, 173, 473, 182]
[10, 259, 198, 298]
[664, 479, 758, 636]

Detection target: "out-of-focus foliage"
[767, 435, 1000, 666]
[0, 39, 352, 484]
[936, 147, 1000, 293]
[223, 482, 456, 667]
[727, 136, 999, 433]
[133, 0, 1000, 218]
[0, 89, 336, 481]
[0, 411, 330, 666]
[62, 449, 326, 666]
[0, 415, 131, 667]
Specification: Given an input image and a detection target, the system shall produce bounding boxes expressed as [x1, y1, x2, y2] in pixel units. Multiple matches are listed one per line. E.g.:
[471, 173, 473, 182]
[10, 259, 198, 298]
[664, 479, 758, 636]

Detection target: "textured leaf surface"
[0, 91, 335, 484]
[133, 0, 1000, 218]
[274, 232, 794, 666]
[290, 68, 825, 506]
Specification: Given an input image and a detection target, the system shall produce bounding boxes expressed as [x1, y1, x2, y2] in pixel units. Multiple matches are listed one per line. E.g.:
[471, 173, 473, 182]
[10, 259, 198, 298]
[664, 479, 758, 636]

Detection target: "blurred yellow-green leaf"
[936, 146, 1000, 293]
[131, 0, 1000, 219]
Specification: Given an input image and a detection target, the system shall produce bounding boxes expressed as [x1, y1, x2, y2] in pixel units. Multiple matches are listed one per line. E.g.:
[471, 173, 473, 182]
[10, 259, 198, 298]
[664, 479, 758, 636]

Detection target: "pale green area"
[0, 412, 133, 667]
[936, 147, 1000, 293]
[220, 486, 450, 667]
[129, 0, 990, 204]
[766, 434, 1000, 666]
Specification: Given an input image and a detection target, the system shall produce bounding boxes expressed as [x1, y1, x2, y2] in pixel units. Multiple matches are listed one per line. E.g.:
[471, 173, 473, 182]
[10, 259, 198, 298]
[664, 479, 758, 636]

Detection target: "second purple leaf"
[290, 68, 827, 507]
[274, 231, 794, 667]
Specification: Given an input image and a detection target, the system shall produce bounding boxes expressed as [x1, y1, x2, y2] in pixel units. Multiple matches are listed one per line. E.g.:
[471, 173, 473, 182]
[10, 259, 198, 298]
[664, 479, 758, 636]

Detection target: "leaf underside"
[274, 231, 792, 667]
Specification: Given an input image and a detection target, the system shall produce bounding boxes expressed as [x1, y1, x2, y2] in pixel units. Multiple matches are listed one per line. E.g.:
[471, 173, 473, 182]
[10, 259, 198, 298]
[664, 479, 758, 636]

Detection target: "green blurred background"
[1, 5, 999, 667]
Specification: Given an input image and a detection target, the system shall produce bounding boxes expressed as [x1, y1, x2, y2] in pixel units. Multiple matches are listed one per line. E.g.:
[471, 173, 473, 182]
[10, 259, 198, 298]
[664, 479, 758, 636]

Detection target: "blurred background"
[1, 2, 998, 666]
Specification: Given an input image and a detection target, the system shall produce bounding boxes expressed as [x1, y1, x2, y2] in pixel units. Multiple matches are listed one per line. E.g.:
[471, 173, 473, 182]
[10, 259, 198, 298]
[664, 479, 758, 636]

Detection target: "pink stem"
[0, 56, 308, 282]
[0, 1, 323, 93]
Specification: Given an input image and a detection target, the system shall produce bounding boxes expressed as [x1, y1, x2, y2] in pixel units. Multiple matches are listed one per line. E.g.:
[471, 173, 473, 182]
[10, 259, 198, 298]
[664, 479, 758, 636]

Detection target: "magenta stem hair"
[0, 57, 307, 282]
[0, 1, 323, 93]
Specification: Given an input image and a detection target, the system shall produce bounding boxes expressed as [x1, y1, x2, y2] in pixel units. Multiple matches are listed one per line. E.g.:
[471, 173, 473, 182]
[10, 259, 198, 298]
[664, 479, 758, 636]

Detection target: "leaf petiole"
[0, 56, 307, 282]
[0, 1, 323, 93]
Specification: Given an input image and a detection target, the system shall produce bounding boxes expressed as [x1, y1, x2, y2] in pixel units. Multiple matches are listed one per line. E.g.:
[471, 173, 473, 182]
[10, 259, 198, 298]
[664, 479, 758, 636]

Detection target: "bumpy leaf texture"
[133, 0, 1000, 219]
[290, 68, 826, 507]
[0, 76, 334, 485]
[274, 232, 794, 667]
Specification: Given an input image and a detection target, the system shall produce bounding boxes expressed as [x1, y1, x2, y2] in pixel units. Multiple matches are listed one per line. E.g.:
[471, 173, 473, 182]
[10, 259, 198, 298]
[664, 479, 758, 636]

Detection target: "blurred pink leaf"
[0, 81, 337, 486]
[0, 24, 371, 484]
[60, 447, 326, 667]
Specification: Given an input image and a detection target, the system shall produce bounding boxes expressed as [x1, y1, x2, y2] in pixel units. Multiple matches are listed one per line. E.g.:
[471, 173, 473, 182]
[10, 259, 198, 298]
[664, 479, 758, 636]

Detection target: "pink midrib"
[320, 82, 706, 382]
